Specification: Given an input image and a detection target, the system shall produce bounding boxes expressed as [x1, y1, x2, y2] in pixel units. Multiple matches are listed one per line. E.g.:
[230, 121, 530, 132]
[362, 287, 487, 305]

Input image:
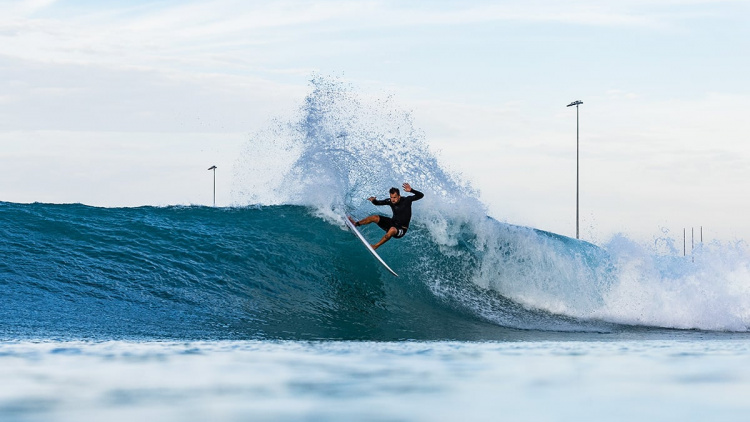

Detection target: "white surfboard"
[344, 216, 399, 277]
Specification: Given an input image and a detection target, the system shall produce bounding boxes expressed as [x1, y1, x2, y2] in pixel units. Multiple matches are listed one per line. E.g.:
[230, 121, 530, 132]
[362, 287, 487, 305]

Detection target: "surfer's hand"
[368, 196, 376, 202]
[402, 183, 412, 192]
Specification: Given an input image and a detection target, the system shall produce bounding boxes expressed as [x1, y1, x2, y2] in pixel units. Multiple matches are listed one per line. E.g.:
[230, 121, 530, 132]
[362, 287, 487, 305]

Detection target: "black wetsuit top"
[372, 189, 424, 229]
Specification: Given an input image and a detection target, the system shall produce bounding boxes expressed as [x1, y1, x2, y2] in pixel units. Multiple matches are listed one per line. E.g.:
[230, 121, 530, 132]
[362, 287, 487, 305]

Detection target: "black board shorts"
[376, 216, 408, 238]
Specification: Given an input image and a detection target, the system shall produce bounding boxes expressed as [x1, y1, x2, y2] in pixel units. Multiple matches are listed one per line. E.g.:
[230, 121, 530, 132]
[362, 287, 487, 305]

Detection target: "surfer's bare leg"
[354, 215, 380, 226]
[372, 227, 398, 250]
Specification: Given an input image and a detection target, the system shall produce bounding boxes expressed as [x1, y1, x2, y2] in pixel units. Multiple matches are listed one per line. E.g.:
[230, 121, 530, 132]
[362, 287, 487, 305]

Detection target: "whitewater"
[2, 76, 750, 421]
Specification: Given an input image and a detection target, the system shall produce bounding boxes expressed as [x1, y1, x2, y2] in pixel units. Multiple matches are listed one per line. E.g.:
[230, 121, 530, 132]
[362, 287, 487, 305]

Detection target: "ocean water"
[3, 77, 750, 420]
[2, 339, 750, 422]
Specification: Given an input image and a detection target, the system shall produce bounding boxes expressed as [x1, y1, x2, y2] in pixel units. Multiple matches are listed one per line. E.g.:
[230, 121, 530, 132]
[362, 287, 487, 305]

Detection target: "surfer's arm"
[371, 197, 390, 206]
[408, 189, 424, 201]
[402, 183, 424, 201]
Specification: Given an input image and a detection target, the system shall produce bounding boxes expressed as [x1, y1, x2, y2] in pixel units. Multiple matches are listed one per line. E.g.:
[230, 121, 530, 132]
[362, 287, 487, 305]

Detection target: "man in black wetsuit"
[350, 183, 424, 250]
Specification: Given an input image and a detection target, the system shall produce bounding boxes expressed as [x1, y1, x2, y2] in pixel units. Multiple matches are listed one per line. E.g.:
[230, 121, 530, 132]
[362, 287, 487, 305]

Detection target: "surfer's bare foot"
[348, 216, 360, 226]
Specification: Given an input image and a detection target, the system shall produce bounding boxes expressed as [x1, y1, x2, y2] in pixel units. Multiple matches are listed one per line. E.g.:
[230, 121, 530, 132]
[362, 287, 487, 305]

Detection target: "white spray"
[234, 75, 750, 332]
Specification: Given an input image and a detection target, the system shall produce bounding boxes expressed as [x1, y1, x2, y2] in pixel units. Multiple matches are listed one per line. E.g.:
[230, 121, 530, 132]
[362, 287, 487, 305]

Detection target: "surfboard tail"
[344, 215, 398, 277]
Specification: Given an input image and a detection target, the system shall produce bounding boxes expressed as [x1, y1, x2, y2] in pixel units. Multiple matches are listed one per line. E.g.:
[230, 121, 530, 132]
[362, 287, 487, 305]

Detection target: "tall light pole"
[567, 100, 583, 239]
[208, 165, 217, 206]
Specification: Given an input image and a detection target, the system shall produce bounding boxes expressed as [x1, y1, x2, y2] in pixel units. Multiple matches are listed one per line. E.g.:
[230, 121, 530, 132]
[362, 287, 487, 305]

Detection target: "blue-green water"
[3, 201, 748, 340]
[0, 201, 617, 341]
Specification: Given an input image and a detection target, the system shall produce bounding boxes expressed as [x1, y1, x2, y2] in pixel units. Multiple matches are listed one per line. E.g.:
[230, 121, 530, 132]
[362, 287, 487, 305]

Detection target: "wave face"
[0, 202, 620, 340]
[4, 76, 750, 339]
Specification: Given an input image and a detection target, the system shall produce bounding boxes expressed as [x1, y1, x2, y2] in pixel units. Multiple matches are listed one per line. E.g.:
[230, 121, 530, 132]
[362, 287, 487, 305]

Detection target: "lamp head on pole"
[567, 100, 583, 107]
[208, 165, 217, 171]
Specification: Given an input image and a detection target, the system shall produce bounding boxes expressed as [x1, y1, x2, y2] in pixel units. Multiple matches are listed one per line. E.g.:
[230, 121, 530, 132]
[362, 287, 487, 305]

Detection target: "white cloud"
[1, 0, 743, 71]
[0, 0, 59, 18]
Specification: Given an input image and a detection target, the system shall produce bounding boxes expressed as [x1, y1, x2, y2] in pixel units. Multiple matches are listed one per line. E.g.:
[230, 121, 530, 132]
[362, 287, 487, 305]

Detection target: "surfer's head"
[389, 187, 401, 203]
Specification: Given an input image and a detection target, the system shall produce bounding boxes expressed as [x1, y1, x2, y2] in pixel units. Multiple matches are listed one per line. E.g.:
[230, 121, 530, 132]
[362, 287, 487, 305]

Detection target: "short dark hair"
[389, 187, 400, 195]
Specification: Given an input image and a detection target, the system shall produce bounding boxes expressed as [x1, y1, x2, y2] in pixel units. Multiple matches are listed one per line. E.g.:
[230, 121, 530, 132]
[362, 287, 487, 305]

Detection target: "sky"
[1, 0, 749, 246]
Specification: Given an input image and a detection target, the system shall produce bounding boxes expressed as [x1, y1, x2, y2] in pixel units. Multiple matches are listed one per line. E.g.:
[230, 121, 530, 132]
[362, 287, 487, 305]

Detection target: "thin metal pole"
[208, 165, 217, 207]
[576, 105, 580, 239]
[567, 100, 583, 239]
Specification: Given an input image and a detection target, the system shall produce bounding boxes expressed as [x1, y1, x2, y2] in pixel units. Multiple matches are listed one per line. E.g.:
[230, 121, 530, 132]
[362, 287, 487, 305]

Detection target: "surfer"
[350, 183, 424, 250]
